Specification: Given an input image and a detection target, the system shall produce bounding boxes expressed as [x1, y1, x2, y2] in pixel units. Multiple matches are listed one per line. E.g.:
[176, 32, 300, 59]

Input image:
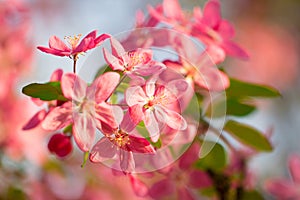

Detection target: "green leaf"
[22, 81, 67, 101]
[5, 187, 27, 200]
[241, 190, 264, 200]
[226, 78, 281, 98]
[94, 64, 122, 80]
[206, 98, 256, 118]
[195, 142, 227, 171]
[224, 120, 272, 152]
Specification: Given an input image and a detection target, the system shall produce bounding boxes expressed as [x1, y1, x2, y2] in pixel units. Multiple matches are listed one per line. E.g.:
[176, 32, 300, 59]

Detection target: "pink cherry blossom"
[148, 0, 192, 33]
[37, 30, 110, 60]
[164, 35, 229, 91]
[125, 77, 188, 142]
[42, 72, 122, 152]
[191, 0, 249, 59]
[265, 155, 300, 199]
[148, 143, 212, 200]
[103, 37, 166, 77]
[90, 113, 155, 173]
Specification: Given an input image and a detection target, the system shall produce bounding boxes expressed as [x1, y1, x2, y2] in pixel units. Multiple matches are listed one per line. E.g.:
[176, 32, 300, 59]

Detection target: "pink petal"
[50, 69, 63, 82]
[149, 179, 175, 199]
[217, 20, 235, 39]
[129, 175, 148, 197]
[202, 0, 221, 28]
[125, 86, 147, 107]
[75, 30, 97, 52]
[88, 72, 120, 102]
[95, 102, 120, 131]
[120, 111, 136, 133]
[128, 104, 144, 125]
[195, 65, 230, 91]
[41, 102, 72, 131]
[162, 0, 184, 21]
[48, 35, 70, 52]
[193, 7, 203, 20]
[135, 10, 145, 27]
[148, 5, 173, 25]
[289, 155, 300, 184]
[127, 135, 155, 154]
[89, 137, 117, 162]
[221, 41, 249, 60]
[119, 150, 135, 173]
[61, 73, 87, 101]
[189, 170, 212, 188]
[163, 60, 183, 71]
[155, 105, 187, 131]
[110, 37, 125, 58]
[94, 33, 110, 45]
[22, 109, 47, 130]
[37, 46, 70, 57]
[73, 112, 96, 152]
[166, 79, 189, 98]
[144, 109, 160, 142]
[145, 77, 156, 97]
[31, 98, 44, 106]
[179, 143, 200, 169]
[134, 61, 166, 76]
[177, 187, 195, 200]
[103, 48, 124, 71]
[265, 179, 299, 199]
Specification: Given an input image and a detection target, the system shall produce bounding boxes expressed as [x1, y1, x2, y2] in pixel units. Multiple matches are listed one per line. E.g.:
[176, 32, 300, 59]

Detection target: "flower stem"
[105, 74, 127, 102]
[73, 58, 77, 74]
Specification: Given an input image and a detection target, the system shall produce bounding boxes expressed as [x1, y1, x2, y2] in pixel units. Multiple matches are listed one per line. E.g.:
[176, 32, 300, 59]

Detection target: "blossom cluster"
[20, 0, 283, 199]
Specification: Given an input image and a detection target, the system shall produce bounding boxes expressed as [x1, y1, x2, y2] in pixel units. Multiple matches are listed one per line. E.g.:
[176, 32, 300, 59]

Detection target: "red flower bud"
[48, 133, 73, 158]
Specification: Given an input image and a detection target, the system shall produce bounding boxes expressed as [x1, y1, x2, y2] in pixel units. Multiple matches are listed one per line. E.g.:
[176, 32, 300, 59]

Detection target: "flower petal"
[289, 155, 300, 184]
[189, 170, 212, 188]
[61, 73, 87, 101]
[22, 109, 47, 130]
[202, 0, 221, 28]
[94, 33, 110, 45]
[48, 35, 70, 52]
[217, 20, 235, 39]
[127, 135, 155, 154]
[144, 109, 160, 142]
[221, 41, 249, 60]
[73, 112, 96, 152]
[41, 102, 72, 131]
[128, 104, 144, 125]
[110, 37, 126, 57]
[129, 175, 148, 197]
[125, 86, 147, 107]
[265, 179, 299, 199]
[103, 48, 125, 71]
[88, 72, 120, 102]
[120, 150, 135, 173]
[162, 0, 184, 21]
[155, 105, 187, 131]
[50, 69, 63, 82]
[148, 179, 175, 199]
[37, 46, 70, 56]
[134, 61, 166, 77]
[89, 137, 117, 162]
[95, 102, 119, 132]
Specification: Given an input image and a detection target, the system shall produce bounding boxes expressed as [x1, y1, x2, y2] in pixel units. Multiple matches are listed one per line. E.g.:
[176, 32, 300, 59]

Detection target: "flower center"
[64, 34, 82, 50]
[110, 129, 130, 149]
[206, 28, 222, 43]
